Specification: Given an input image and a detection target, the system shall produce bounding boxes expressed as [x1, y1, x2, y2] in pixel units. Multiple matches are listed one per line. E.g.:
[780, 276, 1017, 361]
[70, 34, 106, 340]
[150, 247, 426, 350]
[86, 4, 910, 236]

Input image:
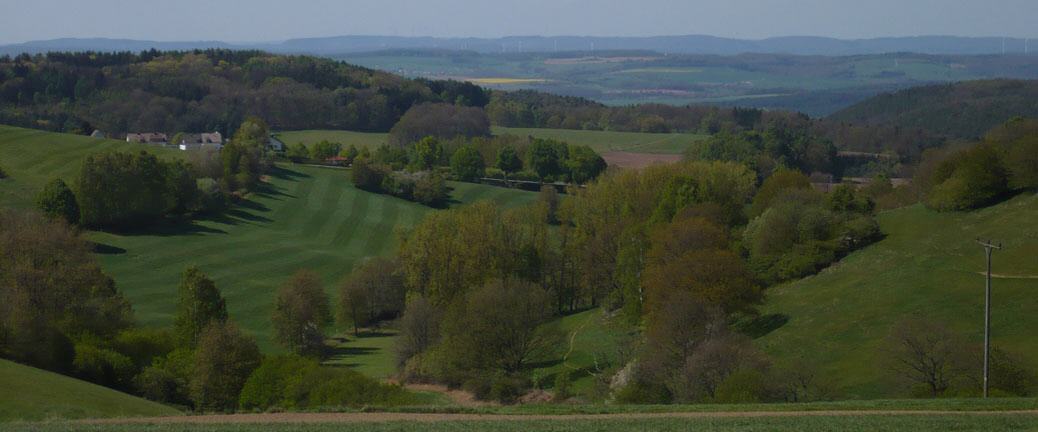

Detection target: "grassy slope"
[0, 359, 179, 422]
[273, 127, 708, 156]
[0, 125, 536, 351]
[0, 126, 178, 208]
[757, 194, 1038, 398]
[93, 166, 535, 350]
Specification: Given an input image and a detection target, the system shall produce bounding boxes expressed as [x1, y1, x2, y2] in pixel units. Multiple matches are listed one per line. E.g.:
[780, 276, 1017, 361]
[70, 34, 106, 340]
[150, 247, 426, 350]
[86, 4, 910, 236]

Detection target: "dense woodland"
[0, 50, 488, 135]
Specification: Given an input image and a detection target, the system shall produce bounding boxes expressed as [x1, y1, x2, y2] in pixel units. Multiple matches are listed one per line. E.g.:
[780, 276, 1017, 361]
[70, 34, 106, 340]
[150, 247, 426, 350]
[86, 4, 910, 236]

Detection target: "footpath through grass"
[0, 359, 179, 422]
[758, 194, 1038, 398]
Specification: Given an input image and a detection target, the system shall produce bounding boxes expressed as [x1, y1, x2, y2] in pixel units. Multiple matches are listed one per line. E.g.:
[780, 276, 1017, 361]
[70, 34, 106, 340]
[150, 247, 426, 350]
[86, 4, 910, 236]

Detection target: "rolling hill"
[0, 359, 179, 422]
[757, 194, 1038, 398]
[0, 125, 536, 351]
[827, 79, 1038, 138]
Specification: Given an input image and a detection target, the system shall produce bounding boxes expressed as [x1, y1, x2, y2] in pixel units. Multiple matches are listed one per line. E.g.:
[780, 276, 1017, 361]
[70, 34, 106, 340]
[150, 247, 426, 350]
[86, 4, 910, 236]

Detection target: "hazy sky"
[1, 0, 1036, 44]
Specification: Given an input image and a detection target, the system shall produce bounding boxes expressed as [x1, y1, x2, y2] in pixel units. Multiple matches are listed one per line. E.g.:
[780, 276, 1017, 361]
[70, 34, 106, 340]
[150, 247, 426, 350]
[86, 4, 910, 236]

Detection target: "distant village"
[102, 130, 285, 152]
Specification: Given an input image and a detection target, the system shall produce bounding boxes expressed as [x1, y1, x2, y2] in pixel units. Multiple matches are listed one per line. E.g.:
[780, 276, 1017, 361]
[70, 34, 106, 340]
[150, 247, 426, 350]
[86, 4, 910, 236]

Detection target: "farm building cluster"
[120, 131, 284, 152]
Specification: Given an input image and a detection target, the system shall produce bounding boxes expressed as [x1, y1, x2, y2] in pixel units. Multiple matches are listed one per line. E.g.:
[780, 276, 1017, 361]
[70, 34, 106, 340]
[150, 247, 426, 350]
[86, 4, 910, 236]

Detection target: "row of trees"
[918, 118, 1038, 211]
[34, 118, 271, 230]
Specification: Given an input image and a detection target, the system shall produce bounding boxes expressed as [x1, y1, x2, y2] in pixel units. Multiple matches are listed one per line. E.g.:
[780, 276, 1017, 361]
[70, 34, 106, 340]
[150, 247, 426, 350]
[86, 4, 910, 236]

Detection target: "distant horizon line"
[3, 33, 1036, 46]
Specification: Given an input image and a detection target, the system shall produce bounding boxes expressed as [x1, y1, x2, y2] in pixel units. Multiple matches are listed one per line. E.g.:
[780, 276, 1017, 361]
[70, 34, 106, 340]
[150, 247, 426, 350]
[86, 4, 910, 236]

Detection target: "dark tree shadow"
[90, 242, 127, 255]
[737, 313, 790, 339]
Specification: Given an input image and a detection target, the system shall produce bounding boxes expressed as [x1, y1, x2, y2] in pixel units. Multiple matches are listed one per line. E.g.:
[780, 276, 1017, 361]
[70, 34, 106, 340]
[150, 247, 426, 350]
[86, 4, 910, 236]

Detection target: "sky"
[1, 0, 1037, 44]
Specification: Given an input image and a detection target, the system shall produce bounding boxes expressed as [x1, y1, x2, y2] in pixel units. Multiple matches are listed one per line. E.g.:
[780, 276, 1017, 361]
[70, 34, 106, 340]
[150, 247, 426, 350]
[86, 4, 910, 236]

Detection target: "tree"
[495, 145, 522, 173]
[190, 321, 261, 411]
[885, 319, 970, 397]
[413, 172, 448, 206]
[537, 185, 560, 224]
[412, 136, 443, 170]
[388, 103, 491, 147]
[271, 270, 332, 356]
[750, 169, 812, 217]
[350, 157, 387, 191]
[528, 139, 564, 179]
[394, 296, 442, 369]
[36, 178, 80, 224]
[286, 143, 309, 162]
[565, 145, 607, 184]
[0, 210, 132, 372]
[338, 257, 406, 337]
[450, 146, 485, 181]
[439, 280, 560, 373]
[310, 140, 341, 161]
[173, 266, 228, 347]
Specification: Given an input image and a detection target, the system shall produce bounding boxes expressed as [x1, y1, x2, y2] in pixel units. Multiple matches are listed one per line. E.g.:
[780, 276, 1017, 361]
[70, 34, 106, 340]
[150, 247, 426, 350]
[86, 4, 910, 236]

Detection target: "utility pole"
[977, 238, 1002, 398]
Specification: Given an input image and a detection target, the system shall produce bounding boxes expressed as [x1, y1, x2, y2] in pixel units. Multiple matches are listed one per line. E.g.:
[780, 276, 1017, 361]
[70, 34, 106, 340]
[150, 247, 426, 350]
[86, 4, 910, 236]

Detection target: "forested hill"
[827, 79, 1038, 139]
[0, 50, 489, 135]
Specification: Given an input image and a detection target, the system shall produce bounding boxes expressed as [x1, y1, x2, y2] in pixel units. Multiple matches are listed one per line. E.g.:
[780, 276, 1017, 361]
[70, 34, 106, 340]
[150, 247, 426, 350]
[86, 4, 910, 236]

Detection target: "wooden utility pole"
[976, 238, 1002, 398]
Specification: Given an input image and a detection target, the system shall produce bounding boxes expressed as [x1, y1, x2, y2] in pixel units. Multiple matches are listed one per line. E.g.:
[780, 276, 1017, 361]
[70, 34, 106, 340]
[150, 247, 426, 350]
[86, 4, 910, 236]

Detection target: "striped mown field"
[0, 125, 535, 351]
[92, 166, 535, 350]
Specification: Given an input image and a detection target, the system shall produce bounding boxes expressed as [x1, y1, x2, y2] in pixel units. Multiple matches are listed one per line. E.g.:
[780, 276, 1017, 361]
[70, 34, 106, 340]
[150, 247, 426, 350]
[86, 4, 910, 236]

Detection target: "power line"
[976, 238, 1002, 398]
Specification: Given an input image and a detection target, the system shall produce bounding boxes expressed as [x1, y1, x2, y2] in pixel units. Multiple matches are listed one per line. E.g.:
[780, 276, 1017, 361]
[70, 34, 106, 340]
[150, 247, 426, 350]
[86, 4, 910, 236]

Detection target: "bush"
[713, 368, 775, 403]
[36, 178, 80, 224]
[73, 342, 136, 390]
[413, 172, 448, 206]
[552, 370, 572, 402]
[310, 140, 341, 161]
[0, 165, 6, 178]
[926, 144, 1009, 211]
[113, 327, 176, 370]
[510, 170, 541, 182]
[239, 355, 320, 410]
[485, 167, 506, 179]
[287, 367, 415, 408]
[351, 157, 387, 191]
[135, 348, 194, 405]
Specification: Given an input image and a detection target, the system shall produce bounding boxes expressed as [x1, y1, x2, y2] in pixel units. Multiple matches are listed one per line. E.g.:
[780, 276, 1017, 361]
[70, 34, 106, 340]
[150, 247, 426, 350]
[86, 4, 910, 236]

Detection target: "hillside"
[757, 194, 1038, 398]
[0, 126, 179, 208]
[0, 359, 179, 421]
[827, 79, 1038, 138]
[0, 125, 536, 350]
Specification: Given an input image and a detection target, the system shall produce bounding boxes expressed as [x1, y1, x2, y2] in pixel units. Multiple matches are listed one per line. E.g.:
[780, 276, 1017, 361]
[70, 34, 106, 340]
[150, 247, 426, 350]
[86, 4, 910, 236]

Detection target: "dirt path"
[975, 272, 1038, 279]
[402, 383, 497, 408]
[80, 410, 1038, 425]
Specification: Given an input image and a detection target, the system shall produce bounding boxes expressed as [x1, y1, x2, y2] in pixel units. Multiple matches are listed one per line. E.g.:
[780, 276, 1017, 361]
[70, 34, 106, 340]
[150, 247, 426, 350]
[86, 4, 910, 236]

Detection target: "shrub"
[135, 348, 194, 405]
[36, 178, 80, 224]
[0, 165, 6, 178]
[926, 144, 1009, 211]
[413, 172, 448, 206]
[286, 143, 309, 162]
[510, 170, 541, 182]
[713, 368, 775, 403]
[73, 342, 136, 390]
[552, 370, 572, 402]
[351, 157, 387, 191]
[113, 327, 176, 370]
[239, 355, 320, 410]
[310, 140, 341, 161]
[287, 367, 414, 408]
[485, 167, 505, 179]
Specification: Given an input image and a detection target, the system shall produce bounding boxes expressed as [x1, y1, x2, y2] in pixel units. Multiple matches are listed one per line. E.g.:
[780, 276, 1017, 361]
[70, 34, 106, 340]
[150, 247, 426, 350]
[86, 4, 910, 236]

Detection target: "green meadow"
[758, 194, 1038, 398]
[0, 125, 536, 351]
[0, 359, 179, 422]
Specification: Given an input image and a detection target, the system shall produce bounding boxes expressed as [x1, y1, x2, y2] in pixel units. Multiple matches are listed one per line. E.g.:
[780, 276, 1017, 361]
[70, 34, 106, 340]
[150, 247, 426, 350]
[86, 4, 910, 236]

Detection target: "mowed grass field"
[0, 125, 536, 351]
[758, 194, 1038, 398]
[273, 127, 709, 156]
[0, 126, 179, 208]
[0, 359, 179, 422]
